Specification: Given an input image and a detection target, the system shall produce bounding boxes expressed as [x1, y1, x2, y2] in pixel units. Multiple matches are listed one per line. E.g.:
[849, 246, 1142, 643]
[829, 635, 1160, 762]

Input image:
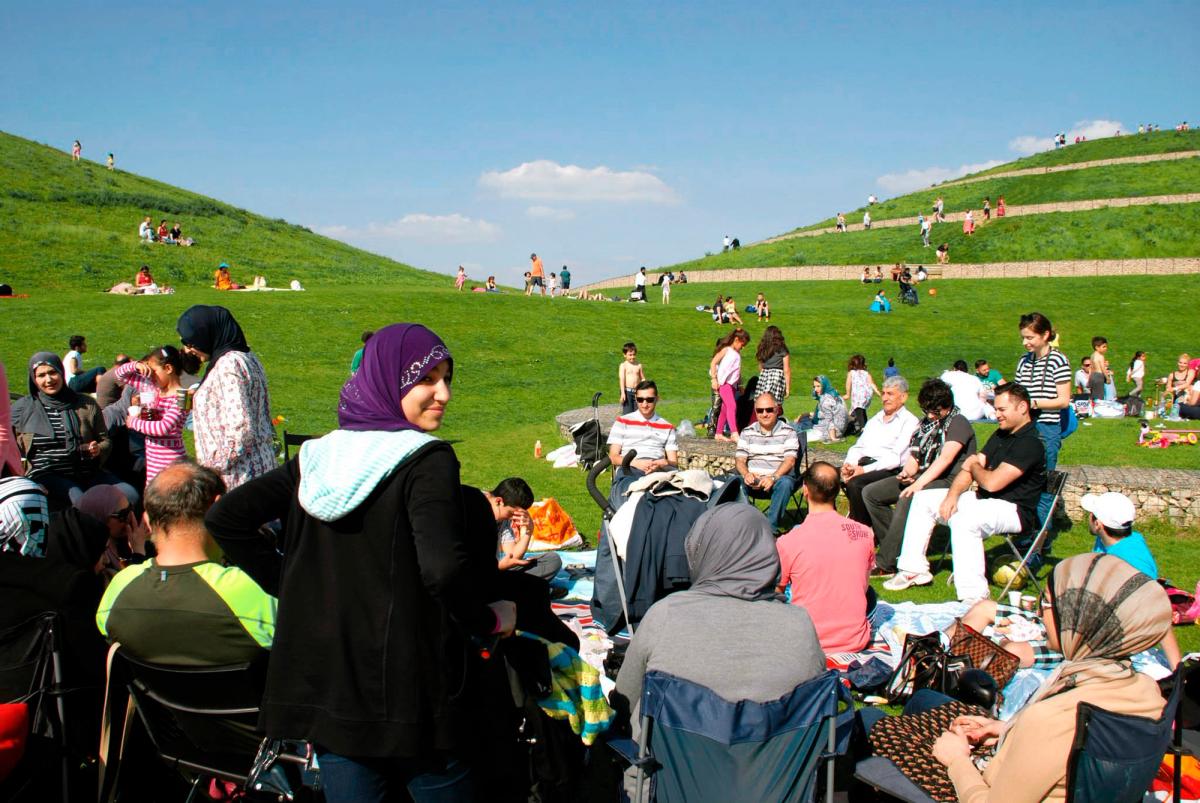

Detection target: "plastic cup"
[1008, 590, 1022, 608]
[1020, 595, 1037, 612]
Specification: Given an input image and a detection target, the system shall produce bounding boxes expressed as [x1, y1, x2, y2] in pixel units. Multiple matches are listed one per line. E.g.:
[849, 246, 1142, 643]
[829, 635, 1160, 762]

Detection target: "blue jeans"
[764, 474, 796, 531]
[67, 367, 105, 393]
[318, 752, 474, 803]
[1034, 421, 1062, 528]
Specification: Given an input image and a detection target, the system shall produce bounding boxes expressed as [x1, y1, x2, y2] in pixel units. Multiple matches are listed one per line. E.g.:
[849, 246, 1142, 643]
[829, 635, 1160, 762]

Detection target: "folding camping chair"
[932, 470, 1068, 598]
[0, 612, 69, 803]
[610, 669, 850, 803]
[107, 649, 314, 800]
[1065, 667, 1183, 802]
[281, 430, 314, 462]
[994, 470, 1068, 599]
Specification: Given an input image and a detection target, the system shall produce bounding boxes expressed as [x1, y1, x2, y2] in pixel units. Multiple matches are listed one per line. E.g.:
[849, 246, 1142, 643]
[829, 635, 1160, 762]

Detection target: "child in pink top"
[116, 347, 189, 481]
[709, 328, 750, 441]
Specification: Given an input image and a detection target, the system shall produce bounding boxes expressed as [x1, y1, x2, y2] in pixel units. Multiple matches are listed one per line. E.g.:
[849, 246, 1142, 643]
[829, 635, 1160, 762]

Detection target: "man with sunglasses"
[1073, 357, 1092, 396]
[606, 380, 678, 506]
[735, 392, 799, 532]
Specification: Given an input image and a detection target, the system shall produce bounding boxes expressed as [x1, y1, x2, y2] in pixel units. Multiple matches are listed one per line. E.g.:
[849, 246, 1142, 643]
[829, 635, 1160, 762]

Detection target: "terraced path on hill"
[578, 256, 1200, 290]
[939, 150, 1200, 188]
[758, 192, 1200, 244]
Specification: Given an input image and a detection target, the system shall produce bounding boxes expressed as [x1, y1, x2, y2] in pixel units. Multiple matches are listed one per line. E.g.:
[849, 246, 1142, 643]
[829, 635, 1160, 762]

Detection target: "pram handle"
[585, 449, 638, 516]
[591, 391, 602, 407]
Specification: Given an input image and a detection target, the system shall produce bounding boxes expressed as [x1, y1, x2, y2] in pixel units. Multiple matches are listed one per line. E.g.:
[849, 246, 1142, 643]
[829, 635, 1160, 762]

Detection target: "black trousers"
[843, 467, 899, 526]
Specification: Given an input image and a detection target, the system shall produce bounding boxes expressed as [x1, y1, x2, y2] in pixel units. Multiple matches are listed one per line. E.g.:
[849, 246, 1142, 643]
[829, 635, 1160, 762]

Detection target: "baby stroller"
[899, 281, 919, 306]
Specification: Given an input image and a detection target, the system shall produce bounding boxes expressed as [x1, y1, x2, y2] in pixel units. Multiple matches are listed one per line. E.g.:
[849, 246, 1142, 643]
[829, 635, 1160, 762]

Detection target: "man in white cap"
[1081, 491, 1157, 579]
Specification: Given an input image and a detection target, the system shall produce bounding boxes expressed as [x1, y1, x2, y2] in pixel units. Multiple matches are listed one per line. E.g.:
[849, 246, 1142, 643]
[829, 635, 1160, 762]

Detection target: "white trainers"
[883, 571, 933, 591]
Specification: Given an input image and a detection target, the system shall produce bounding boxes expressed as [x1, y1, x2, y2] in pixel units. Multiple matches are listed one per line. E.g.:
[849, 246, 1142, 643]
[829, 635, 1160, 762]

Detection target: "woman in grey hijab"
[614, 504, 825, 722]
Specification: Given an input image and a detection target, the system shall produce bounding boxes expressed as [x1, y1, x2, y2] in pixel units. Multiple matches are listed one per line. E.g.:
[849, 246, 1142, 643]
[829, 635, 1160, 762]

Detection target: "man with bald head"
[735, 391, 799, 532]
[96, 460, 276, 666]
[776, 462, 876, 656]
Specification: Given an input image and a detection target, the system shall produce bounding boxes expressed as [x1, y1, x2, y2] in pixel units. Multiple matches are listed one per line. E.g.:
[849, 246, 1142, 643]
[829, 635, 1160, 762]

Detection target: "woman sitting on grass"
[798, 375, 847, 443]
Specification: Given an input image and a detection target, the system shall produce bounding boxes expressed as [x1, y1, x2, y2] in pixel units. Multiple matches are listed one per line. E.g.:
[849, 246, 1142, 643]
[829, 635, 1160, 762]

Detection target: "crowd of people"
[1, 299, 1191, 801]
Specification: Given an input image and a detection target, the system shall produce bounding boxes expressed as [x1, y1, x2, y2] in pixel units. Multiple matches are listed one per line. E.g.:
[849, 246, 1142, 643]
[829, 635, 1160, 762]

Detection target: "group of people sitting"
[137, 216, 193, 246]
[598, 313, 1183, 801]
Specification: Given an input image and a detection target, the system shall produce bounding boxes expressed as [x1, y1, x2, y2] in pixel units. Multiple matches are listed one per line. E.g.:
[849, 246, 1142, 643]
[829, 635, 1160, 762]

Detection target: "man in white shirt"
[607, 380, 678, 507]
[840, 376, 919, 526]
[941, 361, 995, 421]
[633, 267, 647, 301]
[863, 211, 872, 230]
[722, 235, 731, 252]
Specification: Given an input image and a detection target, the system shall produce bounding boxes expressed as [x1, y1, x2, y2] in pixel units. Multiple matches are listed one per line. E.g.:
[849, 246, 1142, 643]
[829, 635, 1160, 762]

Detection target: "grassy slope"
[794, 157, 1199, 232]
[0, 131, 442, 290]
[667, 203, 1200, 272]
[966, 128, 1200, 178]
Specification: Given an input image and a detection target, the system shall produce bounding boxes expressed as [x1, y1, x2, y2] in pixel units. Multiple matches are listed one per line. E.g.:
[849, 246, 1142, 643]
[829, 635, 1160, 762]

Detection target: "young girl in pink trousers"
[709, 329, 750, 441]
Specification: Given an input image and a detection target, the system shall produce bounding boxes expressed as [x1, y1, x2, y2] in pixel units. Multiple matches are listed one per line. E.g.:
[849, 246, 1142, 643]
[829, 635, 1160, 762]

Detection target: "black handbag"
[245, 738, 321, 800]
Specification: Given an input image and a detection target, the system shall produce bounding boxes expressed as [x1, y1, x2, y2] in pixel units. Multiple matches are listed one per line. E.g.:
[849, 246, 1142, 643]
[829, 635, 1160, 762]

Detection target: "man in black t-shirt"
[885, 383, 1045, 602]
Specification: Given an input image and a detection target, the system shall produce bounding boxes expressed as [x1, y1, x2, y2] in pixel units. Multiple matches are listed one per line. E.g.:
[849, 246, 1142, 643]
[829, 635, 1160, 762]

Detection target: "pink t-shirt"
[776, 510, 875, 654]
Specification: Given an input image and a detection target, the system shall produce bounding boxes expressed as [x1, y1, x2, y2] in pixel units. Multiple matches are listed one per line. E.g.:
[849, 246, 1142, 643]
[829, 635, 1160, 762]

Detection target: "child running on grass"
[116, 346, 189, 481]
[618, 342, 646, 413]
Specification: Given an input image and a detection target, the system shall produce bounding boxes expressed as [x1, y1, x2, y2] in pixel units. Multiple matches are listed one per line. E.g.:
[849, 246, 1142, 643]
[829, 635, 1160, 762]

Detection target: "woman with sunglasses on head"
[176, 305, 274, 490]
[206, 324, 516, 803]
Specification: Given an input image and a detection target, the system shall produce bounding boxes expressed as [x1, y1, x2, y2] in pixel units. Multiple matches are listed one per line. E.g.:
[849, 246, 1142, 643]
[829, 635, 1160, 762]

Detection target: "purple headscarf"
[337, 324, 453, 432]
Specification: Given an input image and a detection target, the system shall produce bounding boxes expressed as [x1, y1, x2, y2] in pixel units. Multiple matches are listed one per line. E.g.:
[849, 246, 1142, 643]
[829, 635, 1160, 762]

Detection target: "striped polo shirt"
[1013, 350, 1072, 425]
[735, 420, 800, 476]
[97, 559, 276, 666]
[606, 411, 678, 461]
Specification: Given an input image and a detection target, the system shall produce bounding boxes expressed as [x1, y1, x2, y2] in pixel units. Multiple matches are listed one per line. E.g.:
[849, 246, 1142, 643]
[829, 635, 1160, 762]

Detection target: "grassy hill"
[0, 131, 442, 290]
[660, 129, 1200, 273]
[2, 128, 1198, 640]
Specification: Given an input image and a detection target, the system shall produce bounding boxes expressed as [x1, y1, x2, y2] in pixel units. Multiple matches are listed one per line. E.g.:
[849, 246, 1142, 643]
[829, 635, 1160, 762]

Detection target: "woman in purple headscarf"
[206, 323, 516, 803]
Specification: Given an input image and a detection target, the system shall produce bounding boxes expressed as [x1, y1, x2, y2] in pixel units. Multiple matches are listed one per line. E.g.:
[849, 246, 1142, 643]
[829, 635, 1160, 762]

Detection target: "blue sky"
[3, 1, 1196, 285]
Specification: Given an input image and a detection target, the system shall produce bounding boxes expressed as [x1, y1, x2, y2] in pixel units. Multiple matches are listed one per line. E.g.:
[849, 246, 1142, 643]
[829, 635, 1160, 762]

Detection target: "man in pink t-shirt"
[776, 461, 875, 655]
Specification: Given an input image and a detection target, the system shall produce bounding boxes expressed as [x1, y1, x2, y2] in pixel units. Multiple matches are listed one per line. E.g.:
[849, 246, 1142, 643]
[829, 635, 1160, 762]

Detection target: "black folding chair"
[0, 612, 69, 802]
[994, 470, 1068, 599]
[110, 649, 279, 799]
[281, 431, 314, 462]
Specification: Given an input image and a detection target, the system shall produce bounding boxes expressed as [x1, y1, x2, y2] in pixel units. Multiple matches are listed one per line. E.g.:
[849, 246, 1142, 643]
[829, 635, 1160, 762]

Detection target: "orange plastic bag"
[528, 498, 581, 550]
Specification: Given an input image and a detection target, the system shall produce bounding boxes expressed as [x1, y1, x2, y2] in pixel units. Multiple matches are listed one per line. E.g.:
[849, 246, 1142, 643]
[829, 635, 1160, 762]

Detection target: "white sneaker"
[883, 571, 933, 591]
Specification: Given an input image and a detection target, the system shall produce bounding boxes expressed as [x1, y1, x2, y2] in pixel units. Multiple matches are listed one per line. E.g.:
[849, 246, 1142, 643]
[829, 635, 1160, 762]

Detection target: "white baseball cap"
[1080, 492, 1136, 530]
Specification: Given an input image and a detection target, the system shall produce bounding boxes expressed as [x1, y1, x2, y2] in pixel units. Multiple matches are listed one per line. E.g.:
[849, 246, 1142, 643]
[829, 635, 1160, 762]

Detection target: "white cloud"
[1008, 118, 1125, 155]
[479, 160, 679, 203]
[318, 213, 501, 243]
[526, 205, 576, 220]
[876, 160, 1006, 194]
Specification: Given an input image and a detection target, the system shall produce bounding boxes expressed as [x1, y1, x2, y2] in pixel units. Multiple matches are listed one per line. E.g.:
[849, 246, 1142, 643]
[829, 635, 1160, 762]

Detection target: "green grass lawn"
[664, 203, 1200, 272]
[0, 131, 440, 290]
[966, 128, 1200, 178]
[791, 157, 1200, 233]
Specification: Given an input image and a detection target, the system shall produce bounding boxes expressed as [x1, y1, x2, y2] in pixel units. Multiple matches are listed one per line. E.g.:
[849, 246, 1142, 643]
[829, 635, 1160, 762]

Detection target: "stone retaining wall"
[577, 257, 1200, 291]
[555, 406, 1200, 524]
[757, 192, 1200, 244]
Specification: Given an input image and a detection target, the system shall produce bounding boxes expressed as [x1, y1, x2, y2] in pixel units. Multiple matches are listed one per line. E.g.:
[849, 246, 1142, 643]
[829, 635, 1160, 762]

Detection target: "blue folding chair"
[612, 668, 850, 803]
[1065, 669, 1183, 802]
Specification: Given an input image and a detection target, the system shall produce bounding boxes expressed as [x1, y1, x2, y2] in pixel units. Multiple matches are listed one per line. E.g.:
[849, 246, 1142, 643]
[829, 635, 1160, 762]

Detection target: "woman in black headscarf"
[176, 305, 275, 489]
[10, 352, 137, 509]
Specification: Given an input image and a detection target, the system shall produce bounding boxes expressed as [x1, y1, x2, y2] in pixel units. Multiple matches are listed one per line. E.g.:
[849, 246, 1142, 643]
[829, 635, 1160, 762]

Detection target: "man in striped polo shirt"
[736, 392, 799, 532]
[607, 380, 678, 508]
[97, 460, 276, 666]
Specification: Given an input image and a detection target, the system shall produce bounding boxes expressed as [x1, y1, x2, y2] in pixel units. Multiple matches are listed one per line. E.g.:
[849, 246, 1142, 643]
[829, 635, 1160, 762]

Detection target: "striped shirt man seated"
[606, 380, 678, 475]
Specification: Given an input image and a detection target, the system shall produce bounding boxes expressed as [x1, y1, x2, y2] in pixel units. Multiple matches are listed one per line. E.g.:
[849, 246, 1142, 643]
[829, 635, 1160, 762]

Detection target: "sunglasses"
[110, 506, 133, 520]
[754, 407, 778, 414]
[635, 396, 657, 404]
